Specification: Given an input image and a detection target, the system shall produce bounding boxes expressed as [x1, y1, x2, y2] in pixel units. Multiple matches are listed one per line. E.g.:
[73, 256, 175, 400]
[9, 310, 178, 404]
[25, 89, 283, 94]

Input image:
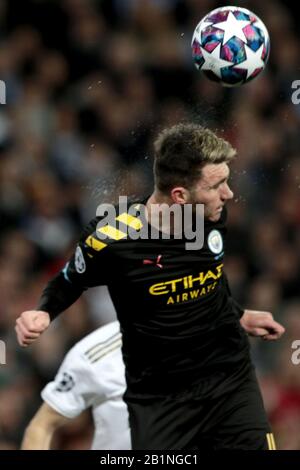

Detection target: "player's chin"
[208, 211, 222, 222]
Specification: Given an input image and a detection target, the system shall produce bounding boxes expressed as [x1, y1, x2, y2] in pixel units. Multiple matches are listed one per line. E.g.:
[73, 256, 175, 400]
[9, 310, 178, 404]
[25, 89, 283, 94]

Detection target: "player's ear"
[170, 187, 189, 204]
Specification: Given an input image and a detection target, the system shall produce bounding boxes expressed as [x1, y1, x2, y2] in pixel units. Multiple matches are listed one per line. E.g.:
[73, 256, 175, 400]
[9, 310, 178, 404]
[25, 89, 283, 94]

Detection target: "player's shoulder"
[81, 199, 145, 254]
[70, 321, 122, 360]
[81, 321, 123, 374]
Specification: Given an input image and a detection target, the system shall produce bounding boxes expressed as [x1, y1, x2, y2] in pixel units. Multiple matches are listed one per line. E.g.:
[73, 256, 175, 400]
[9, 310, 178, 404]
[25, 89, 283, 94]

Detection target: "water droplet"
[181, 33, 185, 37]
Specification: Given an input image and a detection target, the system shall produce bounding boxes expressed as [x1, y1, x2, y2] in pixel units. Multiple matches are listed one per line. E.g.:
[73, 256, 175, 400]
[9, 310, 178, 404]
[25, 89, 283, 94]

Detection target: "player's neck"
[146, 191, 172, 206]
[145, 191, 179, 235]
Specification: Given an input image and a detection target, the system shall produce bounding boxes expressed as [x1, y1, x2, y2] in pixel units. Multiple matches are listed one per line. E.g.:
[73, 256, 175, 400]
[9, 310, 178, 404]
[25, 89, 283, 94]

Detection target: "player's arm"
[21, 402, 70, 450]
[223, 271, 244, 318]
[15, 267, 87, 347]
[23, 342, 98, 450]
[223, 272, 285, 340]
[15, 217, 106, 347]
[240, 310, 285, 340]
[15, 265, 88, 346]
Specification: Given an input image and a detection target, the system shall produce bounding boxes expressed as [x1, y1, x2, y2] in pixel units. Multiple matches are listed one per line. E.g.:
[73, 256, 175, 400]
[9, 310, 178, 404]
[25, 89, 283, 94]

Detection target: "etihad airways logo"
[149, 263, 223, 304]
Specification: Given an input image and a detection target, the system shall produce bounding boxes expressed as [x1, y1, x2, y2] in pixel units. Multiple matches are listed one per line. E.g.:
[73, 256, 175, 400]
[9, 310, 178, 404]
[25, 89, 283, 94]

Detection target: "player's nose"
[221, 183, 234, 201]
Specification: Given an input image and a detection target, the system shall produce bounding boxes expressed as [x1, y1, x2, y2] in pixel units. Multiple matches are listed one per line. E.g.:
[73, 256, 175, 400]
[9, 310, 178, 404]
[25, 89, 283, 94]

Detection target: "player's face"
[190, 163, 234, 221]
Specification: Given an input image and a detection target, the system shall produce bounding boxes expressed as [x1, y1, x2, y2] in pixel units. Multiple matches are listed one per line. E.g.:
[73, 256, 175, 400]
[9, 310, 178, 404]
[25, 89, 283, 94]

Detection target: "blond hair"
[154, 123, 236, 192]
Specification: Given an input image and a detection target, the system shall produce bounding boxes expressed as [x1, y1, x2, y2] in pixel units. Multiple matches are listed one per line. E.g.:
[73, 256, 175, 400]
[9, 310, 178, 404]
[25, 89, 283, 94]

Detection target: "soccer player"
[16, 123, 284, 450]
[21, 321, 130, 450]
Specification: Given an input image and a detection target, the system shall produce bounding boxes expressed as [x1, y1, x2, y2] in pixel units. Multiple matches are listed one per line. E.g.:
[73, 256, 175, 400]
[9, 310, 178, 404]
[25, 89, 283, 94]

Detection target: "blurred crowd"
[0, 0, 300, 450]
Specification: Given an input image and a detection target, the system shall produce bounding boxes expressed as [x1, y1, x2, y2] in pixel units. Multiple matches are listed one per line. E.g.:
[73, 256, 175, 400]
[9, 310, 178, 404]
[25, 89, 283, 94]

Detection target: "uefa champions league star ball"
[191, 6, 270, 86]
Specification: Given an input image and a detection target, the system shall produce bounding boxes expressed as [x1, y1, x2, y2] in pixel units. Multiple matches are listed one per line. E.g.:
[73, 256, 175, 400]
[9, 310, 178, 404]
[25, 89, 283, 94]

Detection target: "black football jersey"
[39, 202, 250, 394]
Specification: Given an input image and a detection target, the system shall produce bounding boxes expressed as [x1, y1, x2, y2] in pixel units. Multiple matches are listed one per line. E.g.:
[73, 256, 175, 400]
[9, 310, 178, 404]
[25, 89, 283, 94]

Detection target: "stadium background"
[0, 0, 300, 449]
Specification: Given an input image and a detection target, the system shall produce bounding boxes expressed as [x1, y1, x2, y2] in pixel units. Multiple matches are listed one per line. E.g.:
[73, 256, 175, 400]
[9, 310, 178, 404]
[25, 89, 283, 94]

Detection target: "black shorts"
[126, 365, 275, 450]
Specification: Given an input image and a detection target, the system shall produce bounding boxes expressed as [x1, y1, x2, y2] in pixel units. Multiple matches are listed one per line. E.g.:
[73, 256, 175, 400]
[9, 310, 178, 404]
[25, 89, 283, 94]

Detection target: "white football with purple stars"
[191, 6, 270, 86]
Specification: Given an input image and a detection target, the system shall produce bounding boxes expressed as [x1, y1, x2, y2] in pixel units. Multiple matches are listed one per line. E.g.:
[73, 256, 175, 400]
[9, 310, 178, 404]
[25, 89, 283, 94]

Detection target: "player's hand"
[240, 310, 285, 341]
[15, 310, 50, 347]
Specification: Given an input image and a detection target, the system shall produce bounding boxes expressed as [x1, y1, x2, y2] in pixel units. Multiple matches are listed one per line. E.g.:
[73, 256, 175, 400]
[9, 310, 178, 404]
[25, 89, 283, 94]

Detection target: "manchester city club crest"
[208, 229, 223, 254]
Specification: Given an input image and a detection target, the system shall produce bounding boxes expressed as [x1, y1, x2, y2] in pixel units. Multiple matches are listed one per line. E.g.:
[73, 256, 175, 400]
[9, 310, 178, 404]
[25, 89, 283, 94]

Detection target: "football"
[191, 6, 270, 86]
